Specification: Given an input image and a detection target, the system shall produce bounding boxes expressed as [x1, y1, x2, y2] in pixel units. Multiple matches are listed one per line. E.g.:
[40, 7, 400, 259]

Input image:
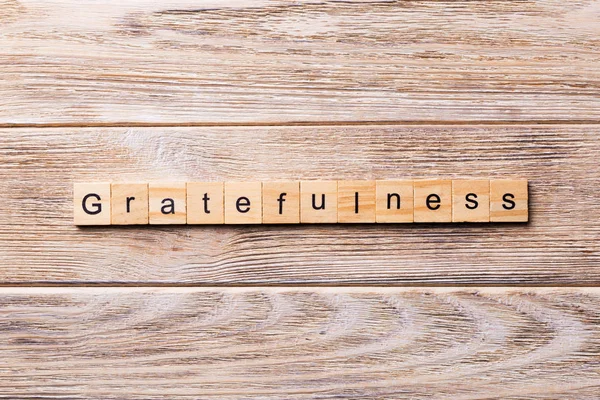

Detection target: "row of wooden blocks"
[74, 180, 527, 225]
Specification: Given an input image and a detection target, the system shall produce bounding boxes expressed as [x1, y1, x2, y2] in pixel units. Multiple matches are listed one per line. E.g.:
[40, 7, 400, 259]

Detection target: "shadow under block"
[414, 180, 452, 223]
[452, 180, 490, 223]
[300, 181, 338, 223]
[148, 183, 187, 225]
[490, 179, 529, 222]
[110, 183, 149, 225]
[224, 182, 262, 224]
[338, 180, 376, 223]
[262, 181, 300, 224]
[187, 182, 224, 224]
[73, 183, 111, 225]
[376, 180, 414, 223]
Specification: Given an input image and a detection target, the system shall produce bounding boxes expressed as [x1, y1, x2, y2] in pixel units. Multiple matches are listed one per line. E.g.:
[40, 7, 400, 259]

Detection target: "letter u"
[312, 193, 325, 210]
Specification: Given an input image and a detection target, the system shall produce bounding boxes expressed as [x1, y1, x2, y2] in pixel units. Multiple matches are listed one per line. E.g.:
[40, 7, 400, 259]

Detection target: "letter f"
[277, 193, 287, 215]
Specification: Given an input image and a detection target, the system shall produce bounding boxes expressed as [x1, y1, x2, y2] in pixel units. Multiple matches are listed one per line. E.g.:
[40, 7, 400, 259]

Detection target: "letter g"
[82, 193, 102, 215]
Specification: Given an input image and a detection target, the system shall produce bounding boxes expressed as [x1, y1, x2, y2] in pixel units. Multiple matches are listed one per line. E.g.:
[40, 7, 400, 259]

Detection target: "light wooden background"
[1, 0, 600, 398]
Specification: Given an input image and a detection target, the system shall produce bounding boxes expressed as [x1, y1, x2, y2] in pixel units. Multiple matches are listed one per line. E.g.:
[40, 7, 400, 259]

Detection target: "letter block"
[338, 180, 376, 223]
[375, 180, 414, 223]
[74, 178, 528, 225]
[73, 183, 111, 225]
[452, 180, 490, 222]
[490, 179, 528, 222]
[224, 182, 262, 224]
[414, 180, 452, 223]
[187, 182, 224, 224]
[149, 183, 187, 224]
[300, 181, 338, 223]
[262, 181, 300, 224]
[111, 183, 149, 225]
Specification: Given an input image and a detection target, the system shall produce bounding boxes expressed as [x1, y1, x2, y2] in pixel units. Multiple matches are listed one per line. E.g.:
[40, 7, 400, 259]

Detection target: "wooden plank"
[0, 125, 599, 285]
[1, 0, 600, 125]
[0, 287, 599, 398]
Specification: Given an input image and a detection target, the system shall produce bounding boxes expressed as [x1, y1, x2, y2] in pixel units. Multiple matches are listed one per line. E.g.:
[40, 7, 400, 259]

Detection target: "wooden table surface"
[1, 1, 599, 398]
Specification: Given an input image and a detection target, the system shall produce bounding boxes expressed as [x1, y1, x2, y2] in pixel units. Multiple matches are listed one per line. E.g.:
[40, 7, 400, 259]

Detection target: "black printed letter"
[236, 197, 251, 213]
[161, 198, 175, 214]
[277, 193, 287, 214]
[312, 194, 325, 210]
[465, 193, 478, 210]
[202, 193, 211, 214]
[502, 193, 516, 210]
[82, 193, 102, 215]
[387, 193, 401, 210]
[126, 196, 135, 213]
[426, 194, 441, 210]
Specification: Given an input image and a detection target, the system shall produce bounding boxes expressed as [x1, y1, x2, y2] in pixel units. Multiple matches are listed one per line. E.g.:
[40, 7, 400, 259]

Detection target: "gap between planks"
[0, 287, 599, 294]
[1, 283, 600, 288]
[3, 120, 600, 129]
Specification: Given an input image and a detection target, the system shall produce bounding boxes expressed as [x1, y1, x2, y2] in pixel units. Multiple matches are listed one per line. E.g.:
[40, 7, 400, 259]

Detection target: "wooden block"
[414, 180, 452, 223]
[375, 180, 414, 223]
[73, 183, 111, 225]
[262, 181, 300, 224]
[110, 183, 148, 225]
[452, 180, 490, 223]
[338, 180, 376, 223]
[148, 183, 187, 225]
[490, 179, 528, 222]
[224, 182, 262, 224]
[187, 182, 224, 224]
[300, 181, 338, 223]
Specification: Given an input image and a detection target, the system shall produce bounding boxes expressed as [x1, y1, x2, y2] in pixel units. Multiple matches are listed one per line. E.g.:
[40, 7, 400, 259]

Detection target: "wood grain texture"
[2, 0, 600, 125]
[0, 287, 599, 399]
[1, 125, 599, 284]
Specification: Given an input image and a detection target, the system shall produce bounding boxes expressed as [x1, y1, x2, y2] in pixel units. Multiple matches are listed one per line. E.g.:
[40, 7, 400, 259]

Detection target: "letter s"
[502, 193, 516, 210]
[465, 193, 478, 210]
